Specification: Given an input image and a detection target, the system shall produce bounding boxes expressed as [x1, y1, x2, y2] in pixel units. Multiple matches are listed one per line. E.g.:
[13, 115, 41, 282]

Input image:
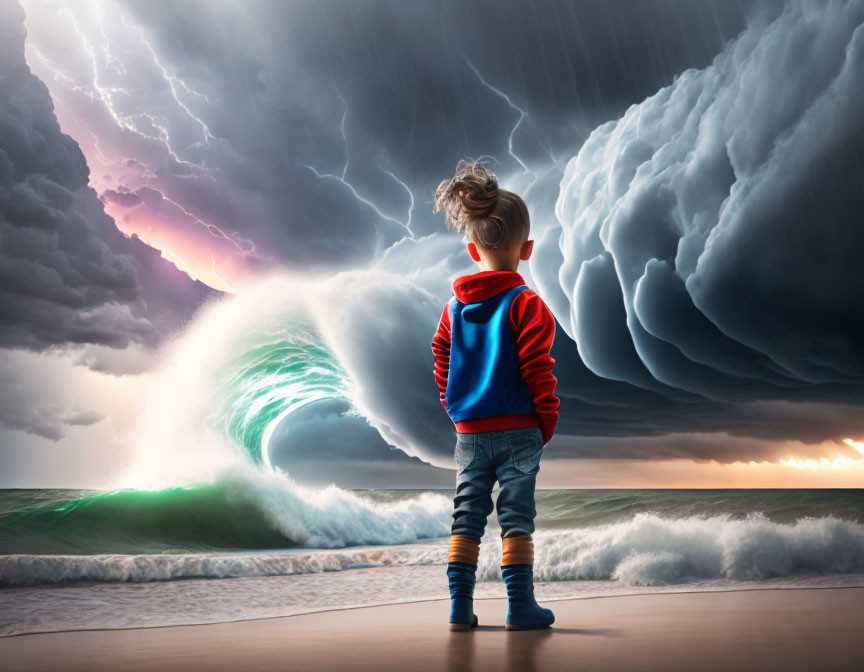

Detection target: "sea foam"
[4, 511, 864, 587]
[476, 512, 864, 584]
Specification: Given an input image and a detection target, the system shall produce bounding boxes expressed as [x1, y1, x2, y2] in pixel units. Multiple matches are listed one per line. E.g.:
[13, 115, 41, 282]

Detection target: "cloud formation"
[0, 351, 104, 440]
[531, 0, 864, 438]
[350, 0, 864, 464]
[17, 0, 751, 286]
[0, 0, 218, 360]
[5, 0, 864, 478]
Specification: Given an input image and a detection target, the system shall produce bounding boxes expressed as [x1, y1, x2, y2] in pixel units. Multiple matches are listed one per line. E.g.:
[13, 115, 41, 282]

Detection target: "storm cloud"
[533, 0, 864, 416]
[5, 0, 864, 474]
[366, 0, 864, 461]
[16, 0, 753, 284]
[0, 0, 218, 360]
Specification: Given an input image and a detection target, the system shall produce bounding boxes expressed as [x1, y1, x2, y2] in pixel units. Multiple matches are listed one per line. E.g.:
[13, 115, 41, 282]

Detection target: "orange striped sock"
[502, 535, 534, 565]
[448, 535, 480, 565]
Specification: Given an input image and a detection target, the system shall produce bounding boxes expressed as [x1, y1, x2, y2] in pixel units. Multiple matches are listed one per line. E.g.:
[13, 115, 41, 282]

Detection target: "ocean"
[2, 480, 864, 637]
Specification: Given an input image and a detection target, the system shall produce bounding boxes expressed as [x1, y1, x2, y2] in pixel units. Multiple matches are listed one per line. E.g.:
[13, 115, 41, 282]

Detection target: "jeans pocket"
[504, 427, 543, 474]
[454, 433, 475, 470]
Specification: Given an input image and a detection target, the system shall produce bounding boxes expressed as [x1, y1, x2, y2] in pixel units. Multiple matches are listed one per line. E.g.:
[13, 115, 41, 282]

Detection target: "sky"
[1, 0, 864, 489]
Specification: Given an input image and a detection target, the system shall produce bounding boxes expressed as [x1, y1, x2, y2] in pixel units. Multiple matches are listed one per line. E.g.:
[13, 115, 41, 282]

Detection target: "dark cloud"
[341, 1, 864, 466]
[8, 0, 864, 473]
[529, 0, 864, 442]
[0, 0, 219, 356]
[18, 0, 756, 277]
[100, 189, 142, 208]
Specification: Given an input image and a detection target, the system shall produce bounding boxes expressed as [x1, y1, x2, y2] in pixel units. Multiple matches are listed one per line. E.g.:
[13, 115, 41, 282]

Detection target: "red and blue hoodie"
[431, 270, 560, 445]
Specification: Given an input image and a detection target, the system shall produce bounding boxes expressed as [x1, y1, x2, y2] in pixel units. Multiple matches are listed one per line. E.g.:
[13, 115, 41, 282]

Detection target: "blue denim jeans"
[451, 426, 544, 541]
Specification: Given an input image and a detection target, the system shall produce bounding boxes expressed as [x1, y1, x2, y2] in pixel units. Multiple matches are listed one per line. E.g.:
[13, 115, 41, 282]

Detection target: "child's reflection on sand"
[446, 627, 554, 672]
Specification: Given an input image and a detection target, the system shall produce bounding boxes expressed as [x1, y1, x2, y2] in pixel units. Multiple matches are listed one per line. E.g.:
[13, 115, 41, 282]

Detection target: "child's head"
[433, 159, 533, 271]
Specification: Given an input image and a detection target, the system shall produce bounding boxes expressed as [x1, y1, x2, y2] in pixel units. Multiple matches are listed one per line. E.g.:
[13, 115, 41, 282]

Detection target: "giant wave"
[0, 468, 452, 557]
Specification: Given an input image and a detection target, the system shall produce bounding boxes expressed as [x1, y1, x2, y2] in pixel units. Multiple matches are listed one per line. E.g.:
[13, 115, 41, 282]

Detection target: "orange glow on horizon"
[536, 456, 864, 489]
[779, 438, 864, 470]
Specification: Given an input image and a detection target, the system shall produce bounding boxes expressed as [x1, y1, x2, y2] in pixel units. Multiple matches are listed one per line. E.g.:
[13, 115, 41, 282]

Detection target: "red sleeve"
[509, 291, 560, 445]
[431, 303, 451, 414]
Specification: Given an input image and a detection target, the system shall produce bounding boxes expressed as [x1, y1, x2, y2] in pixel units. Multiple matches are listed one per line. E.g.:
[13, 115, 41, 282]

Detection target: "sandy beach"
[1, 587, 861, 671]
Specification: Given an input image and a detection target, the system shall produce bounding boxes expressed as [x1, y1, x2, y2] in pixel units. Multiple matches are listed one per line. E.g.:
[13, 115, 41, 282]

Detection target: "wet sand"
[1, 587, 861, 671]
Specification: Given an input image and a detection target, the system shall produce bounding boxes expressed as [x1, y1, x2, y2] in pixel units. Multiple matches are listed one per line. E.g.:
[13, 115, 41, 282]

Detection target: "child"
[431, 159, 561, 631]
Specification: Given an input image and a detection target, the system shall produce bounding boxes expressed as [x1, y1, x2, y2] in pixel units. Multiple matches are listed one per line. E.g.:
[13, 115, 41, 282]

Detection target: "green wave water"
[211, 317, 354, 467]
[0, 483, 296, 555]
[3, 487, 864, 557]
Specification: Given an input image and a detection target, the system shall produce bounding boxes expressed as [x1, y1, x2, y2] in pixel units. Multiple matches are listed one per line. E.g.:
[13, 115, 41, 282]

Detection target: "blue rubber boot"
[501, 564, 555, 630]
[447, 561, 479, 631]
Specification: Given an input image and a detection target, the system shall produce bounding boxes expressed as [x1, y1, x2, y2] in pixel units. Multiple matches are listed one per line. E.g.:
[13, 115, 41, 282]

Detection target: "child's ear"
[467, 242, 482, 262]
[519, 239, 534, 261]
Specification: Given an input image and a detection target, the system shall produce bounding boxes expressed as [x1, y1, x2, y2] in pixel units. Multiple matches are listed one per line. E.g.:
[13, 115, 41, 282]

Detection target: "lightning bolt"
[51, 0, 218, 179]
[537, 139, 564, 170]
[20, 0, 267, 291]
[465, 59, 538, 194]
[90, 0, 126, 76]
[25, 44, 76, 85]
[86, 129, 120, 167]
[379, 165, 416, 239]
[117, 10, 217, 141]
[29, 2, 249, 255]
[60, 5, 205, 175]
[208, 250, 235, 294]
[159, 193, 257, 255]
[302, 88, 416, 249]
[63, 7, 131, 126]
[24, 44, 120, 173]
